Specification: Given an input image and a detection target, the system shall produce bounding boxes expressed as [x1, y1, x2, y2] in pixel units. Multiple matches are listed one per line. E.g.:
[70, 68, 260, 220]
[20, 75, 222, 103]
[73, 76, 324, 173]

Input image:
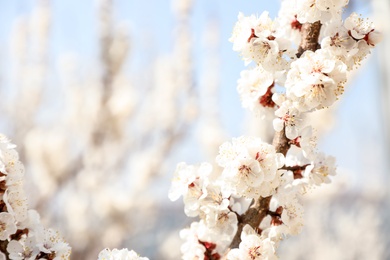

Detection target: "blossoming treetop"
[169, 0, 381, 259]
[0, 0, 381, 259]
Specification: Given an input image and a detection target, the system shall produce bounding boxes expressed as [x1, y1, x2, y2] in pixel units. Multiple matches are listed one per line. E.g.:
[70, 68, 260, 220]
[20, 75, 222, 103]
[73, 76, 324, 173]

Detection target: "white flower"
[271, 171, 304, 208]
[7, 237, 39, 260]
[277, 0, 301, 46]
[169, 162, 211, 201]
[273, 95, 303, 140]
[296, 0, 348, 24]
[285, 50, 347, 112]
[230, 12, 288, 70]
[321, 16, 381, 71]
[237, 65, 275, 114]
[199, 183, 230, 213]
[227, 225, 277, 260]
[18, 210, 42, 232]
[180, 222, 207, 260]
[364, 30, 382, 46]
[230, 12, 265, 65]
[217, 136, 284, 198]
[0, 212, 17, 240]
[255, 169, 284, 198]
[339, 13, 382, 69]
[198, 209, 238, 249]
[4, 160, 24, 188]
[296, 0, 323, 23]
[304, 152, 336, 185]
[350, 40, 372, 69]
[262, 224, 287, 244]
[344, 13, 379, 44]
[169, 162, 212, 217]
[35, 229, 71, 260]
[3, 188, 28, 223]
[281, 199, 304, 235]
[0, 136, 18, 162]
[97, 248, 149, 260]
[170, 162, 233, 219]
[0, 136, 24, 189]
[290, 126, 317, 160]
[316, 0, 349, 19]
[321, 21, 359, 70]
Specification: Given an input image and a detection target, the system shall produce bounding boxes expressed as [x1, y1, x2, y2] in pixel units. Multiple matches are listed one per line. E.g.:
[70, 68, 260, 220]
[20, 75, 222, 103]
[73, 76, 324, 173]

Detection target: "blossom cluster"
[235, 3, 380, 118]
[169, 137, 284, 259]
[170, 0, 380, 259]
[97, 248, 149, 260]
[0, 135, 71, 259]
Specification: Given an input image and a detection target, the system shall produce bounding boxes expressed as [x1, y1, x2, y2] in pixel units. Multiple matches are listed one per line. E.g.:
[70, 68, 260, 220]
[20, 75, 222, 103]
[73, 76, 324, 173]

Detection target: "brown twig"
[297, 21, 322, 57]
[272, 127, 291, 157]
[0, 240, 9, 260]
[229, 196, 272, 248]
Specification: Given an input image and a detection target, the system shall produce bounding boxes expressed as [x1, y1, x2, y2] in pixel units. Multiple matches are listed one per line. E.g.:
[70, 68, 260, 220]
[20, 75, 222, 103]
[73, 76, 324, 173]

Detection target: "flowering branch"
[0, 1, 380, 259]
[0, 136, 71, 259]
[169, 1, 381, 259]
[229, 19, 323, 250]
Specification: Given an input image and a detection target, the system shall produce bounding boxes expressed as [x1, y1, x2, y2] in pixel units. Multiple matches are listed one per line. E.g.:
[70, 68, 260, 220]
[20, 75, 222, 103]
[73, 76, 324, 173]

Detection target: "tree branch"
[297, 21, 322, 57]
[229, 196, 272, 248]
[272, 127, 290, 156]
[228, 20, 322, 250]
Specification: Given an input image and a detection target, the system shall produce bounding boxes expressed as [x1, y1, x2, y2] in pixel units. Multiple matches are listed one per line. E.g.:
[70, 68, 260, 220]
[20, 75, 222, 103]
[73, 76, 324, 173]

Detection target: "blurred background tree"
[0, 0, 388, 259]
